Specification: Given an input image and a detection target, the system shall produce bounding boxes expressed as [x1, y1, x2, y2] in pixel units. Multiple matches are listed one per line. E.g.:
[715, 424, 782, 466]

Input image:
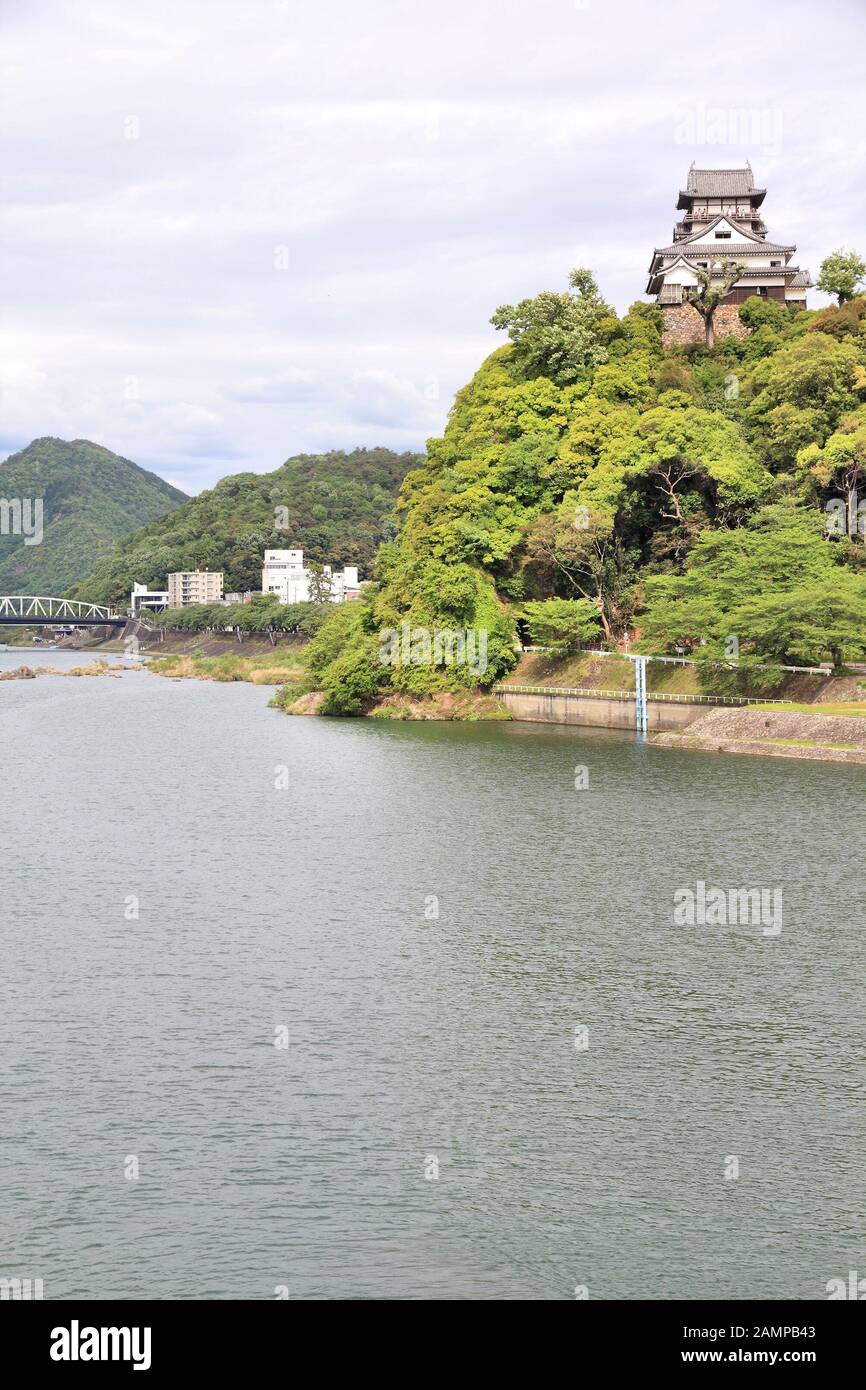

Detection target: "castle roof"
[689, 165, 753, 194]
[649, 165, 805, 307]
[652, 239, 796, 259]
[677, 165, 766, 208]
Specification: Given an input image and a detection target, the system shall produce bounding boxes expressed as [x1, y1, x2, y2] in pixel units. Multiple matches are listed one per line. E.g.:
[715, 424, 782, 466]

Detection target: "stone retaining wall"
[661, 301, 749, 348]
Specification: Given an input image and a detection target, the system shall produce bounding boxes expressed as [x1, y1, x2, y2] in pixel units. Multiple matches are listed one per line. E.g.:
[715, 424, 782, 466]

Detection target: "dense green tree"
[730, 576, 866, 669]
[744, 332, 862, 467]
[576, 401, 770, 535]
[152, 596, 330, 637]
[639, 504, 855, 667]
[521, 597, 601, 651]
[738, 295, 789, 332]
[817, 248, 866, 305]
[490, 269, 612, 385]
[798, 408, 866, 541]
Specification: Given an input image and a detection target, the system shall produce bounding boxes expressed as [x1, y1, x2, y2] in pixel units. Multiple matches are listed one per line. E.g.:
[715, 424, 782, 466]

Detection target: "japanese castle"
[646, 164, 811, 344]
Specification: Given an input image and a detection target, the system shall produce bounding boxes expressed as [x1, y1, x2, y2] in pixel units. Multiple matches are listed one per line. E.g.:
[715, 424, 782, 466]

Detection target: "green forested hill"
[0, 438, 187, 594]
[70, 448, 421, 604]
[298, 282, 866, 712]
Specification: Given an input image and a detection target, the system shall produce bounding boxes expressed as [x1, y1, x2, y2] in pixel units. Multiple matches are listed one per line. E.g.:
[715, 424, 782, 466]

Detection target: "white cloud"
[1, 0, 864, 487]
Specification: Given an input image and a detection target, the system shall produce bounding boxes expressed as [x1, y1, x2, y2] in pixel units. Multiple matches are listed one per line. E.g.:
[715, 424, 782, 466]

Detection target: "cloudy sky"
[2, 0, 864, 493]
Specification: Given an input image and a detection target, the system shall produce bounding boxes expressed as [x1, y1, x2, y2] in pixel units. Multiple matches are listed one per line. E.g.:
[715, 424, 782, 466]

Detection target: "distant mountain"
[0, 438, 187, 595]
[69, 447, 422, 605]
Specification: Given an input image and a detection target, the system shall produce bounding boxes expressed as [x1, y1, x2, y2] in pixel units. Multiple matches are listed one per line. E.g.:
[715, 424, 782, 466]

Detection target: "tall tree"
[521, 597, 601, 652]
[490, 268, 612, 384]
[682, 259, 745, 348]
[306, 562, 333, 603]
[817, 248, 866, 305]
[522, 509, 633, 642]
[639, 504, 860, 667]
[798, 408, 866, 542]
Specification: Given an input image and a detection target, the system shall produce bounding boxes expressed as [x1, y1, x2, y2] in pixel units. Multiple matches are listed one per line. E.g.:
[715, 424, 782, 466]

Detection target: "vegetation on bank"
[291, 272, 866, 714]
[0, 438, 186, 594]
[149, 648, 305, 685]
[144, 599, 316, 683]
[147, 594, 330, 638]
[69, 448, 420, 606]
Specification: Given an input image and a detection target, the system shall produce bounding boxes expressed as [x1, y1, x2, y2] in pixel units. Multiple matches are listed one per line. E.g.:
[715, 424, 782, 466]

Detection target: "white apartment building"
[261, 549, 360, 604]
[167, 569, 224, 608]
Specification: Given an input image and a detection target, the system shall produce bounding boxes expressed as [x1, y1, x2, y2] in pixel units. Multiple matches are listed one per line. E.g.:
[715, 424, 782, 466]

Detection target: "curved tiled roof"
[686, 166, 754, 195]
[654, 241, 795, 258]
[676, 166, 766, 208]
[645, 255, 801, 295]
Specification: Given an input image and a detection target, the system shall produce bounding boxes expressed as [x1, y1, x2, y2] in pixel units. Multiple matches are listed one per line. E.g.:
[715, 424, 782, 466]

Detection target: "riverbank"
[76, 626, 309, 686]
[652, 705, 866, 765]
[83, 628, 308, 658]
[14, 636, 866, 765]
[0, 659, 135, 680]
[278, 686, 511, 720]
[148, 649, 305, 686]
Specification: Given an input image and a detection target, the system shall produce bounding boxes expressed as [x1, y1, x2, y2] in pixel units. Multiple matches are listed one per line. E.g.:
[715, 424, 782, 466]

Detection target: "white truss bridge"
[0, 596, 125, 625]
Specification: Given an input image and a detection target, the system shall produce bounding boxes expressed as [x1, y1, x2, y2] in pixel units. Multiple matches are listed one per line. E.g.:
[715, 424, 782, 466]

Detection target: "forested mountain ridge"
[0, 437, 187, 594]
[299, 280, 866, 713]
[70, 447, 421, 604]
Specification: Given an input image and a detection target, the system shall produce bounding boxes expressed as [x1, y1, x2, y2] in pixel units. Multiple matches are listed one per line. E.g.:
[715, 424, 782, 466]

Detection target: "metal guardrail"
[576, 649, 833, 676]
[495, 684, 794, 707]
[521, 646, 833, 677]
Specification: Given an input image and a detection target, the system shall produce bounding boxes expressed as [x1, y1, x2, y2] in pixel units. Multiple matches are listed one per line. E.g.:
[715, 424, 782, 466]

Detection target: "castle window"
[715, 230, 731, 238]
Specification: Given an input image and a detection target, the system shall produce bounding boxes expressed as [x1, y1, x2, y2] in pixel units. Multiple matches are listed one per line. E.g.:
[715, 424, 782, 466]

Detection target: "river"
[2, 649, 864, 1299]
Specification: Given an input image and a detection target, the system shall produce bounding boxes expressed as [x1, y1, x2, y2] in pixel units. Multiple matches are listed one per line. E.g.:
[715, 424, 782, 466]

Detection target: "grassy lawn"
[514, 650, 634, 690]
[763, 736, 859, 749]
[753, 701, 866, 718]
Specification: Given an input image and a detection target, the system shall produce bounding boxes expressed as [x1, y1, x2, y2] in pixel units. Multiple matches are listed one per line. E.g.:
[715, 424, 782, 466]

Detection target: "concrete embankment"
[653, 706, 866, 765]
[495, 685, 706, 732]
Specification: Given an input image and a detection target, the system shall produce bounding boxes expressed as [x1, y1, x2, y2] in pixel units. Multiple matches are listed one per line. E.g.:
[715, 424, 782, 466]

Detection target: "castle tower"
[646, 164, 811, 346]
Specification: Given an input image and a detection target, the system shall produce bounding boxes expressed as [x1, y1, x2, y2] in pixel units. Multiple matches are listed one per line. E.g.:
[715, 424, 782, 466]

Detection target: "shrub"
[808, 297, 866, 341]
[738, 296, 787, 332]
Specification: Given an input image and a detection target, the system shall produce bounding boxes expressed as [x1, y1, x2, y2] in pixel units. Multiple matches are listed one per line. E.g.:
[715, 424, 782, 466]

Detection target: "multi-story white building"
[328, 564, 360, 603]
[130, 581, 169, 616]
[261, 549, 309, 604]
[261, 549, 360, 604]
[167, 569, 224, 608]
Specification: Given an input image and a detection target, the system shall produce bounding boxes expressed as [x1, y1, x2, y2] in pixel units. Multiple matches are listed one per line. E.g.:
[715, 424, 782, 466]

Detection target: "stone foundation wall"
[661, 301, 749, 349]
